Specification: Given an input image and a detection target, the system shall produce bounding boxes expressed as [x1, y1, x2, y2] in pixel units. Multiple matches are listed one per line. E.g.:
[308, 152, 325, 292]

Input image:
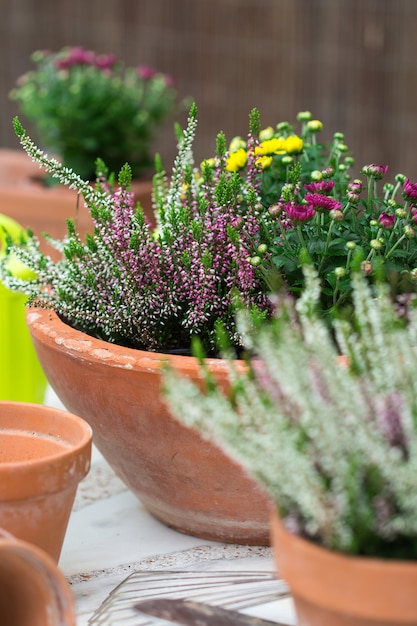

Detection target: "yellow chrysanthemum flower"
[226, 148, 248, 172]
[255, 155, 273, 170]
[282, 135, 303, 154]
[255, 137, 286, 156]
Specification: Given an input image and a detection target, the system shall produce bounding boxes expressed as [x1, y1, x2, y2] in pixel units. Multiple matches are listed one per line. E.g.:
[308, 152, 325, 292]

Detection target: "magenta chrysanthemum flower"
[378, 212, 395, 229]
[304, 180, 335, 194]
[304, 193, 342, 212]
[285, 202, 315, 223]
[403, 179, 417, 201]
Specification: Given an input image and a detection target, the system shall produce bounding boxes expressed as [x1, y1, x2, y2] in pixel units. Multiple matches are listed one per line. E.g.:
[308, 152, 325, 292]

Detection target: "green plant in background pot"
[2, 104, 417, 545]
[164, 267, 417, 625]
[10, 46, 179, 181]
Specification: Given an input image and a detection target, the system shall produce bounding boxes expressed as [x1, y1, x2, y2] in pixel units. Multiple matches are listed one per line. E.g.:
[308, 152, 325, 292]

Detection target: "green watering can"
[0, 213, 47, 402]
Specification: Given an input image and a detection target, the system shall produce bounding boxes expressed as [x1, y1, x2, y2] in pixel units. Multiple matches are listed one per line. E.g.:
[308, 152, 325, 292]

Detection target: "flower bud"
[330, 209, 344, 222]
[378, 212, 395, 230]
[276, 121, 291, 133]
[344, 156, 355, 166]
[310, 170, 322, 181]
[346, 241, 356, 250]
[410, 268, 417, 281]
[395, 207, 407, 219]
[395, 173, 407, 184]
[404, 225, 415, 239]
[322, 166, 335, 178]
[257, 243, 268, 254]
[259, 126, 274, 141]
[337, 143, 349, 153]
[282, 155, 294, 165]
[229, 136, 246, 152]
[338, 164, 347, 171]
[334, 267, 346, 278]
[370, 219, 378, 227]
[307, 120, 323, 133]
[333, 132, 344, 141]
[347, 192, 360, 204]
[370, 239, 382, 250]
[361, 164, 389, 180]
[296, 111, 312, 121]
[269, 203, 282, 216]
[249, 255, 262, 266]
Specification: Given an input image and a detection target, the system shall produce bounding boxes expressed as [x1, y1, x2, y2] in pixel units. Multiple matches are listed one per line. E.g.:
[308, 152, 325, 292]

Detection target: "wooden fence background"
[1, 0, 417, 179]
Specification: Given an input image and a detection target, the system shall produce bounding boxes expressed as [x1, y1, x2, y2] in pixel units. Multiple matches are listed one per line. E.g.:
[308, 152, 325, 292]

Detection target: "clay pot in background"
[0, 528, 75, 625]
[0, 401, 92, 562]
[0, 149, 155, 261]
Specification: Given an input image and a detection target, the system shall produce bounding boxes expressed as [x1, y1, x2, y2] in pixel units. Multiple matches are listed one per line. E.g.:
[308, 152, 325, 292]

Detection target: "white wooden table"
[45, 388, 296, 626]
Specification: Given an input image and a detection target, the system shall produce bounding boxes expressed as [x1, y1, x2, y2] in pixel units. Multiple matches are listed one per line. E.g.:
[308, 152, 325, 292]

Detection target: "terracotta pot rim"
[26, 307, 245, 373]
[0, 401, 92, 499]
[272, 511, 417, 568]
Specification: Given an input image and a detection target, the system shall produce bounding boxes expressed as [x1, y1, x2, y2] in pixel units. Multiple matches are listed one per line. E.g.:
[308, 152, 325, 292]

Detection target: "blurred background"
[1, 0, 417, 178]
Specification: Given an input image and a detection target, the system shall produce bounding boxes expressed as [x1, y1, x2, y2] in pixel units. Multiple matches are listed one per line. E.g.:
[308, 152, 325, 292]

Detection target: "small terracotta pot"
[26, 307, 271, 545]
[0, 528, 75, 625]
[0, 401, 92, 562]
[270, 511, 417, 625]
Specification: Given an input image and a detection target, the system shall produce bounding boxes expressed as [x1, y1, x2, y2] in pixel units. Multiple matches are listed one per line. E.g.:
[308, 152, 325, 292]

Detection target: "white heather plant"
[164, 267, 417, 559]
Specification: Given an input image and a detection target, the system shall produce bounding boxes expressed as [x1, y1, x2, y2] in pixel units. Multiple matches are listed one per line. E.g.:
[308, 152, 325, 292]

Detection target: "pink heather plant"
[10, 46, 179, 180]
[3, 105, 417, 354]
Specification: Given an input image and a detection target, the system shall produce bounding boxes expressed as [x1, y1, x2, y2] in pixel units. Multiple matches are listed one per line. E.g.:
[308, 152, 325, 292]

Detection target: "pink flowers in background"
[54, 46, 117, 71]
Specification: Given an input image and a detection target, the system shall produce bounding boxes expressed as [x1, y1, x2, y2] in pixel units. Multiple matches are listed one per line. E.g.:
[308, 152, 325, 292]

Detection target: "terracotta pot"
[0, 528, 75, 625]
[270, 511, 417, 625]
[0, 401, 92, 562]
[0, 149, 155, 260]
[26, 307, 271, 545]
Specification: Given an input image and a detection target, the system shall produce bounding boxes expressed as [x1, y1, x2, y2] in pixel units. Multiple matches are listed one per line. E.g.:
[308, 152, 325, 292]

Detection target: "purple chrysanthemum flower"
[285, 202, 315, 223]
[403, 178, 417, 201]
[304, 192, 342, 212]
[304, 180, 335, 194]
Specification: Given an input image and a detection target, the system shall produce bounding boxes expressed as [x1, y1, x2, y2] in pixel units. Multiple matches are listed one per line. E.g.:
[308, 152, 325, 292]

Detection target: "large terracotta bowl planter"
[0, 401, 92, 562]
[27, 307, 271, 545]
[0, 529, 75, 625]
[270, 511, 417, 625]
[0, 149, 155, 260]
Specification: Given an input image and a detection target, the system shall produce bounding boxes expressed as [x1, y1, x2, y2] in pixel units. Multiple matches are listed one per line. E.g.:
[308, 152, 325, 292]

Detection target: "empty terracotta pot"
[0, 401, 92, 562]
[0, 528, 75, 625]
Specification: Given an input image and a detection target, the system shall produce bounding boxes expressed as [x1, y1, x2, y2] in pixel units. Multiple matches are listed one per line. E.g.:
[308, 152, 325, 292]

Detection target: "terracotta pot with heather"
[0, 401, 92, 562]
[26, 307, 270, 545]
[0, 528, 75, 626]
